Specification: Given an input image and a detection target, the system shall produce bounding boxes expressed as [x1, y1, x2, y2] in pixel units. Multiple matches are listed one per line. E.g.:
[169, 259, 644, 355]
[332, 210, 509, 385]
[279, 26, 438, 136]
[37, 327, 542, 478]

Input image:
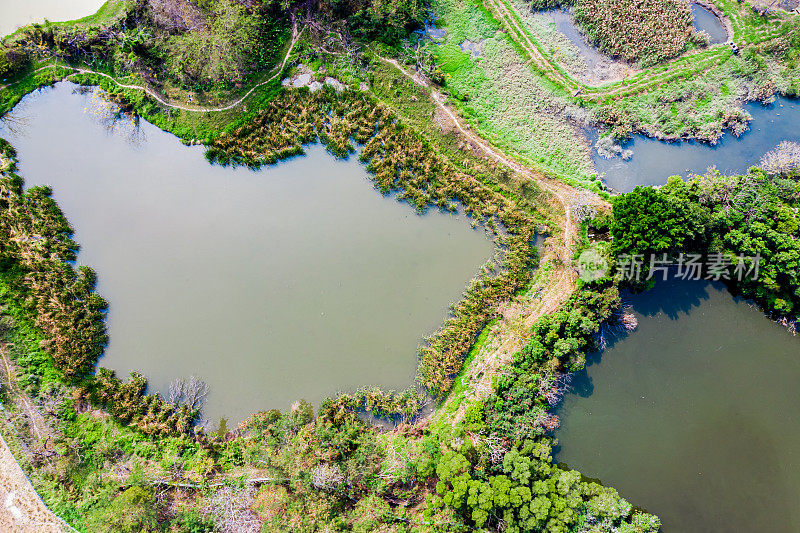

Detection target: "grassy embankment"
[429, 0, 600, 189]
[479, 0, 800, 141]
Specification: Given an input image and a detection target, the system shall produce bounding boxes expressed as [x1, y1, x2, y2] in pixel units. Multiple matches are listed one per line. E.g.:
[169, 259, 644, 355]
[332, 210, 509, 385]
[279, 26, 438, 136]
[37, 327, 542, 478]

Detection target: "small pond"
[691, 4, 728, 45]
[555, 278, 800, 532]
[542, 8, 610, 74]
[593, 96, 800, 192]
[0, 83, 496, 424]
[0, 0, 106, 38]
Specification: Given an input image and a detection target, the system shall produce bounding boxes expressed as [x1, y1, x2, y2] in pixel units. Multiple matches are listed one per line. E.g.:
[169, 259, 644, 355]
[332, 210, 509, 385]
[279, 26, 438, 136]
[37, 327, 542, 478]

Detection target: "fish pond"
[0, 83, 496, 424]
[555, 279, 800, 532]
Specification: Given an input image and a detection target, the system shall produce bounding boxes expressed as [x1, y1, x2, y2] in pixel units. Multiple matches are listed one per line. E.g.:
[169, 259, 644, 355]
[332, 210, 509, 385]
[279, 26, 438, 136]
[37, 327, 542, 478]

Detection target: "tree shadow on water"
[627, 276, 715, 320]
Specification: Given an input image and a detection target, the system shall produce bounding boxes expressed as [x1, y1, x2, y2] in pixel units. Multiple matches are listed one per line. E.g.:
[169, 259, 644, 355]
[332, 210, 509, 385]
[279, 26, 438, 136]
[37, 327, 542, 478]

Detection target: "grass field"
[431, 0, 597, 187]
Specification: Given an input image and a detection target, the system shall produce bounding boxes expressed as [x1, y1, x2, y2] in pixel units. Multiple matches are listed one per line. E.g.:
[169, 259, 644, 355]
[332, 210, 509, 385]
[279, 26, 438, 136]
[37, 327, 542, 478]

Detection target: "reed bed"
[0, 139, 200, 438]
[572, 0, 695, 66]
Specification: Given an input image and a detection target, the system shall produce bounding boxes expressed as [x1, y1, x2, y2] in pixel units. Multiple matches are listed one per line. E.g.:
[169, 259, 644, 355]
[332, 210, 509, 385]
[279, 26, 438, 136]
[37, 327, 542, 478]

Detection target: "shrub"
[0, 47, 28, 79]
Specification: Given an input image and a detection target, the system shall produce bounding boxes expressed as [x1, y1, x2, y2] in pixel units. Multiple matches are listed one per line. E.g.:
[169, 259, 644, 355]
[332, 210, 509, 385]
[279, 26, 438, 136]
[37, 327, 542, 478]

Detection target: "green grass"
[430, 0, 596, 187]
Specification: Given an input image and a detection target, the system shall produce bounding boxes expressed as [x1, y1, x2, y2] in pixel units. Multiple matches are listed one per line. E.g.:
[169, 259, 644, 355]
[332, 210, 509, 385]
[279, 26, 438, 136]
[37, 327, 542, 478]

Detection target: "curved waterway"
[593, 96, 800, 192]
[0, 83, 495, 424]
[691, 4, 728, 44]
[555, 279, 800, 532]
[0, 0, 106, 37]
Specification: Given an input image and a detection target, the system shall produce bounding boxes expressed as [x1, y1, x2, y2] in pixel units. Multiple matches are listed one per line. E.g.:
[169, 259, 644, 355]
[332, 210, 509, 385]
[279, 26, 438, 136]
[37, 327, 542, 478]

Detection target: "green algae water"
[0, 83, 495, 424]
[555, 279, 800, 532]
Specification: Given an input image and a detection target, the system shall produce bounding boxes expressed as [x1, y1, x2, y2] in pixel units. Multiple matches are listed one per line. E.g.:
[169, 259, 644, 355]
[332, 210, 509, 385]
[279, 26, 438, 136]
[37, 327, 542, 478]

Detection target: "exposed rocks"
[281, 64, 347, 93]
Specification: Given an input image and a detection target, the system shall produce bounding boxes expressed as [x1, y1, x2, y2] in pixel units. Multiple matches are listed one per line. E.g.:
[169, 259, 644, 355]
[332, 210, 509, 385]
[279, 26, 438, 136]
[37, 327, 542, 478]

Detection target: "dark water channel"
[555, 279, 800, 532]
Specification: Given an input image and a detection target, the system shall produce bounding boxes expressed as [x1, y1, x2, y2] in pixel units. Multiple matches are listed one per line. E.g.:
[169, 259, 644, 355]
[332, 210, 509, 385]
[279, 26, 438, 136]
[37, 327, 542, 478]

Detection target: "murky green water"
[0, 0, 106, 37]
[592, 97, 800, 192]
[555, 279, 800, 532]
[0, 83, 495, 424]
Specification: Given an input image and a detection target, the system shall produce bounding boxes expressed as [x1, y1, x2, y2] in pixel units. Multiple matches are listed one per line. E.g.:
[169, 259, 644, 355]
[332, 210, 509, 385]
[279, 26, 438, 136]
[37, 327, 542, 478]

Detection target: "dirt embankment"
[0, 349, 75, 532]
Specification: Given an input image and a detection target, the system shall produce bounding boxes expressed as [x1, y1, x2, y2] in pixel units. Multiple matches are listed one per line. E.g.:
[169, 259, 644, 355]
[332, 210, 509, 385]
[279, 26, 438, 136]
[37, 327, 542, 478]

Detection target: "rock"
[309, 81, 324, 93]
[292, 73, 312, 88]
[324, 77, 346, 92]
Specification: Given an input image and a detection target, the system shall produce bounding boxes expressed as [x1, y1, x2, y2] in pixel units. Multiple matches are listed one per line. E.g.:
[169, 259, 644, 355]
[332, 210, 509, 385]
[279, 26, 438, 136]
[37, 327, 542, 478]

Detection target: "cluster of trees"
[485, 286, 621, 441]
[610, 169, 800, 314]
[208, 87, 541, 399]
[426, 437, 660, 532]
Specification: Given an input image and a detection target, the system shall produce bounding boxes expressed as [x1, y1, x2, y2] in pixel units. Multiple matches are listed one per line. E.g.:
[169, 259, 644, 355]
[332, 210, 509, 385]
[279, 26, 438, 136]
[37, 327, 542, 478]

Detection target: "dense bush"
[426, 437, 660, 532]
[0, 46, 29, 79]
[164, 0, 263, 85]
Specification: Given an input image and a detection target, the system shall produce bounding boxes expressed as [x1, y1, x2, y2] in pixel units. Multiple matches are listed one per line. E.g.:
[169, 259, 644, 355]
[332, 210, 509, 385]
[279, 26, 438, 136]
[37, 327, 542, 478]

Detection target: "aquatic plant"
[571, 0, 694, 66]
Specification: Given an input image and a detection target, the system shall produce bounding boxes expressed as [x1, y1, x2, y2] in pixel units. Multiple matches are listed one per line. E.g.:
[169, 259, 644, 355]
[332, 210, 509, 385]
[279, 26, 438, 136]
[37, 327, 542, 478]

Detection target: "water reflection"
[593, 97, 800, 191]
[556, 278, 800, 531]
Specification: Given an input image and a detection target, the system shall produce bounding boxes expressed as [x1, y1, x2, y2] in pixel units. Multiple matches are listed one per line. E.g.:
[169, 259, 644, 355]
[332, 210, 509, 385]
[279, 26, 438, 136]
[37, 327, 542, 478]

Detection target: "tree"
[760, 141, 800, 178]
[167, 0, 260, 85]
[610, 177, 708, 261]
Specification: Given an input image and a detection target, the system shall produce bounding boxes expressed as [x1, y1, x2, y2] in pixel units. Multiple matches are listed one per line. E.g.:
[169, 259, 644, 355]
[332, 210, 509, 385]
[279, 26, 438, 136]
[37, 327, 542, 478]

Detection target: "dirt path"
[377, 56, 609, 409]
[0, 349, 75, 532]
[2, 23, 300, 113]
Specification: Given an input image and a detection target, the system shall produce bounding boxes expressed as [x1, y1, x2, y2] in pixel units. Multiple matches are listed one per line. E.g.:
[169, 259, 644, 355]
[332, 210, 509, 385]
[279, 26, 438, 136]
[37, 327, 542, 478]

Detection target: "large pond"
[0, 83, 495, 424]
[593, 96, 800, 192]
[0, 0, 106, 37]
[555, 279, 800, 532]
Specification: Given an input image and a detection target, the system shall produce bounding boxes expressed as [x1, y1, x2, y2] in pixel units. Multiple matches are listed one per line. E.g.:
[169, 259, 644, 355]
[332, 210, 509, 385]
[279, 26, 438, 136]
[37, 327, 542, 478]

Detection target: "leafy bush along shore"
[0, 139, 201, 438]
